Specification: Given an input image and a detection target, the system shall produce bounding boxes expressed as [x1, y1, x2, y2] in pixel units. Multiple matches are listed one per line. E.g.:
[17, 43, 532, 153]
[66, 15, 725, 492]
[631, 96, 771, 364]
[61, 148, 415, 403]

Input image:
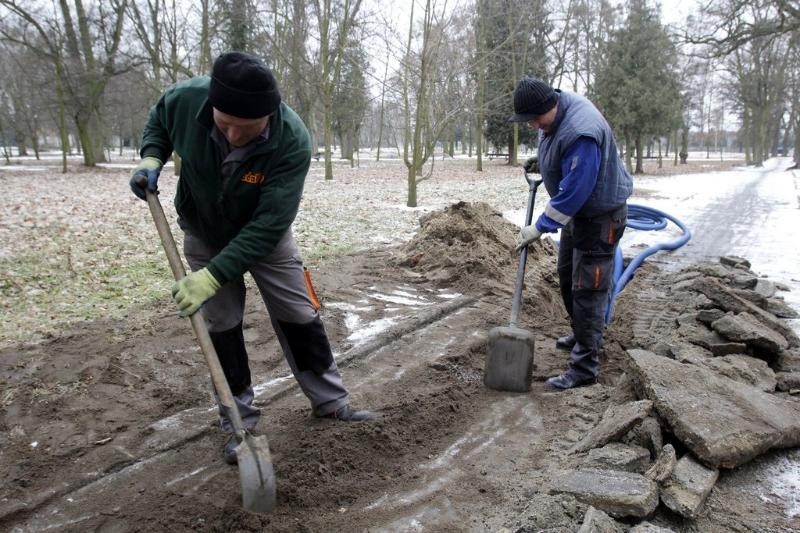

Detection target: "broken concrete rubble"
[629, 522, 677, 533]
[753, 278, 777, 298]
[767, 297, 800, 319]
[700, 354, 777, 392]
[692, 262, 734, 279]
[623, 417, 663, 459]
[551, 469, 659, 518]
[730, 273, 759, 289]
[570, 400, 653, 454]
[644, 444, 676, 483]
[776, 371, 800, 392]
[544, 256, 798, 530]
[577, 506, 624, 533]
[583, 443, 651, 473]
[711, 312, 788, 356]
[719, 255, 751, 270]
[659, 454, 719, 518]
[626, 349, 800, 468]
[690, 277, 799, 347]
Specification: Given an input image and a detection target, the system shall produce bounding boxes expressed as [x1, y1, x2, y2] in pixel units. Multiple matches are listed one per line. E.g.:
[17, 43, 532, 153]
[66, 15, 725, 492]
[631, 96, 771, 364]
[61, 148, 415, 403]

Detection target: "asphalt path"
[624, 157, 800, 334]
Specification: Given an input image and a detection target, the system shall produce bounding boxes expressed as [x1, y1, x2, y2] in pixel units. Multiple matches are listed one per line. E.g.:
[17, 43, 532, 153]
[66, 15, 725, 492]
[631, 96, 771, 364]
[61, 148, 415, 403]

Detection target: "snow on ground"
[1, 151, 793, 349]
[626, 157, 800, 334]
[503, 156, 800, 335]
[2, 149, 800, 516]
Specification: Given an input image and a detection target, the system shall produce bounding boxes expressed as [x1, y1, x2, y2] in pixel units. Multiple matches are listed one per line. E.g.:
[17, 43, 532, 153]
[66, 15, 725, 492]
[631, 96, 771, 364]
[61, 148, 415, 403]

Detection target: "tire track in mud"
[3, 201, 591, 531]
[0, 292, 492, 532]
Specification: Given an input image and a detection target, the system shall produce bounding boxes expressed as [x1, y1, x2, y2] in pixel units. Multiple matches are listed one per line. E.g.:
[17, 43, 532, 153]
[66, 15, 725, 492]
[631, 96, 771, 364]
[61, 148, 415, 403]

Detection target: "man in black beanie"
[130, 51, 372, 465]
[509, 76, 633, 390]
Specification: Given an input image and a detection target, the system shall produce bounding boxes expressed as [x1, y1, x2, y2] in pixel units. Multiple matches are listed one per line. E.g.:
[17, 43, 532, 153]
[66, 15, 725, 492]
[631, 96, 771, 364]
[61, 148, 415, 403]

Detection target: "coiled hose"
[605, 203, 691, 323]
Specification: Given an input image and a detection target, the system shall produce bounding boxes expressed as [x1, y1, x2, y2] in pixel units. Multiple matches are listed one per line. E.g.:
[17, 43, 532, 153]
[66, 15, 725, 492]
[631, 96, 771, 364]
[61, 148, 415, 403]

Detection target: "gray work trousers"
[557, 204, 627, 380]
[183, 227, 349, 432]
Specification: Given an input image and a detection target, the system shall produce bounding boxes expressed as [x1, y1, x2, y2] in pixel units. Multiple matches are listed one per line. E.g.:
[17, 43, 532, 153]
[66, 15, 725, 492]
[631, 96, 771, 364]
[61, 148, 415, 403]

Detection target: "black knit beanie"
[209, 52, 281, 119]
[507, 77, 558, 122]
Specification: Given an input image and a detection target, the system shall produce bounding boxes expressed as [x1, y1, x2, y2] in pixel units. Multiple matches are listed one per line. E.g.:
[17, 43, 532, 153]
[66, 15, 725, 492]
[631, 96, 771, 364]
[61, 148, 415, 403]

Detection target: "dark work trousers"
[556, 204, 627, 380]
[183, 227, 349, 432]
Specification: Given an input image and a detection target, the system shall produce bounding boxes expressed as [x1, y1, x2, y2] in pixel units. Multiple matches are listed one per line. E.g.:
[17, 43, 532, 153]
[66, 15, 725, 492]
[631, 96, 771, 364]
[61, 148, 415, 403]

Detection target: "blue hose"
[605, 204, 691, 323]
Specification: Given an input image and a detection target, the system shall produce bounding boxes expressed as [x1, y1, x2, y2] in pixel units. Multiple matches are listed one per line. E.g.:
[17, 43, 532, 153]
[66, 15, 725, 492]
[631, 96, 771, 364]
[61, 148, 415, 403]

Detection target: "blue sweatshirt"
[535, 137, 600, 233]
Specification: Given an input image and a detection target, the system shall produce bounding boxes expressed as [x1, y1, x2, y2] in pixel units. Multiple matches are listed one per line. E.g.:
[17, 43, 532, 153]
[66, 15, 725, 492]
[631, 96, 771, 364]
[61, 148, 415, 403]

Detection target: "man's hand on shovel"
[515, 224, 542, 253]
[172, 267, 221, 317]
[134, 173, 276, 513]
[129, 157, 163, 200]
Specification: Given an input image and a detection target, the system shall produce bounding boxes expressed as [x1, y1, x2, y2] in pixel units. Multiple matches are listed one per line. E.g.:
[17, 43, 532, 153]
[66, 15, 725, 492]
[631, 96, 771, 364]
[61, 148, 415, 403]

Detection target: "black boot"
[315, 404, 374, 421]
[223, 435, 238, 465]
[545, 372, 597, 390]
[555, 333, 577, 351]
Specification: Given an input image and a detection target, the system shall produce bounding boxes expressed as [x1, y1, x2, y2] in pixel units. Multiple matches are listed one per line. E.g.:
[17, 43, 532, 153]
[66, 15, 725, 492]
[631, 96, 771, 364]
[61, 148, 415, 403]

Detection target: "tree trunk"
[634, 134, 644, 174]
[474, 0, 486, 172]
[624, 136, 633, 172]
[657, 138, 662, 169]
[793, 115, 800, 168]
[680, 126, 689, 164]
[673, 130, 679, 166]
[375, 56, 389, 162]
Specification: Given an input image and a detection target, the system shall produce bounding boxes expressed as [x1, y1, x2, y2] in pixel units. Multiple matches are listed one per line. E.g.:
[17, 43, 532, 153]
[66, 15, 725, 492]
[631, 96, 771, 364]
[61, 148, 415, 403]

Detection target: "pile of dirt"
[397, 201, 560, 307]
[397, 201, 517, 289]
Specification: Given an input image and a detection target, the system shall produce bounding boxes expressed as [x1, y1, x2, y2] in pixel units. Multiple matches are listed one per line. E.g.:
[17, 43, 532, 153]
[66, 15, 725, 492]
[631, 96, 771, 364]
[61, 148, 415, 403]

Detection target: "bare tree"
[312, 0, 363, 180]
[688, 0, 799, 54]
[400, 0, 471, 207]
[0, 0, 129, 166]
[725, 28, 791, 166]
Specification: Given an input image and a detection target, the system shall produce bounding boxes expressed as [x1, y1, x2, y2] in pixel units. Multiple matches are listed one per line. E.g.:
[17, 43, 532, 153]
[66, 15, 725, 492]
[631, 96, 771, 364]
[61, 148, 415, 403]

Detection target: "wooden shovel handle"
[135, 175, 248, 437]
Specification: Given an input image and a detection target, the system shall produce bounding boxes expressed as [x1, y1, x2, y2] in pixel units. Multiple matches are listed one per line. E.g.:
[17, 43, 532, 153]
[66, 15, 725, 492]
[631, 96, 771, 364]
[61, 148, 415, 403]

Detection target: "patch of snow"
[252, 375, 293, 396]
[368, 292, 433, 306]
[344, 312, 361, 332]
[1, 166, 47, 172]
[436, 290, 462, 299]
[764, 452, 800, 518]
[325, 302, 373, 312]
[347, 317, 398, 344]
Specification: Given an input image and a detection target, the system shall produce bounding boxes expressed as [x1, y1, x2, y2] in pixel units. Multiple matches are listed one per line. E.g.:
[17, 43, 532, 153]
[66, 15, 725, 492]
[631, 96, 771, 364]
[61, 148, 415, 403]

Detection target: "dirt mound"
[397, 201, 560, 305]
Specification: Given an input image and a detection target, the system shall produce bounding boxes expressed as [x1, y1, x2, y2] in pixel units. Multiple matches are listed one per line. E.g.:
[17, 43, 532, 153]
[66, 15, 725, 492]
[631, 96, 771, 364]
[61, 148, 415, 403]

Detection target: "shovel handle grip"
[137, 178, 248, 437]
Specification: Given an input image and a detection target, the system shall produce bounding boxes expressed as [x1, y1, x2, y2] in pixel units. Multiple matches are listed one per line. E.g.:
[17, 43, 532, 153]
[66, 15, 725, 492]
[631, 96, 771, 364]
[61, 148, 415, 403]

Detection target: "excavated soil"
[1, 201, 798, 532]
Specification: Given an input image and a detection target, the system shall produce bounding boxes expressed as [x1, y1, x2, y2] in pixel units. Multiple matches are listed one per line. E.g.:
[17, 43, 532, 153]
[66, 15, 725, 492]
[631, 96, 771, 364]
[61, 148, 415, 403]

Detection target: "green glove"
[172, 267, 221, 317]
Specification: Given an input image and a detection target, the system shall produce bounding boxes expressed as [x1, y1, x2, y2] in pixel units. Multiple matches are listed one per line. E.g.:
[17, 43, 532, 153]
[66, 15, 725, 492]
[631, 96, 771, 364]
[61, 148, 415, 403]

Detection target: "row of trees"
[0, 0, 798, 206]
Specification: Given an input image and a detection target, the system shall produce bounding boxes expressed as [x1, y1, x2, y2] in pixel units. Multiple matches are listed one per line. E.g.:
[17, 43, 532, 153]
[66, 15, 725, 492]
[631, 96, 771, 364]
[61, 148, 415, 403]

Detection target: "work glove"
[172, 267, 221, 317]
[129, 156, 163, 200]
[515, 225, 542, 253]
[523, 156, 539, 174]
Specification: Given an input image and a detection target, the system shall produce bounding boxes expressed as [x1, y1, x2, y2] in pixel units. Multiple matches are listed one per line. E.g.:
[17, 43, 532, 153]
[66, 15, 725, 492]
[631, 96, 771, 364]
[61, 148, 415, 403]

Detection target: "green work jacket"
[140, 77, 311, 284]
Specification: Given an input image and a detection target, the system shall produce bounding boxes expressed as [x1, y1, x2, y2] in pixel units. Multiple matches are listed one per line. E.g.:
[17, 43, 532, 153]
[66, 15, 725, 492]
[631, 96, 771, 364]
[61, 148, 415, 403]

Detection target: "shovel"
[484, 169, 543, 392]
[135, 176, 276, 514]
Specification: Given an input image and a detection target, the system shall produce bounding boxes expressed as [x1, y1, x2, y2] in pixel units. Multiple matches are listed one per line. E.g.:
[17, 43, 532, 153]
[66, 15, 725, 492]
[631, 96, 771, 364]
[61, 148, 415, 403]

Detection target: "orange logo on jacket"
[241, 172, 265, 184]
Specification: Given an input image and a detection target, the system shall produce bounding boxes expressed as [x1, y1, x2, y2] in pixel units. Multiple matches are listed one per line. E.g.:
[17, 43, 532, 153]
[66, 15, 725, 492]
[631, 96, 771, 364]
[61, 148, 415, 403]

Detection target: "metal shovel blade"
[484, 325, 535, 392]
[235, 433, 277, 514]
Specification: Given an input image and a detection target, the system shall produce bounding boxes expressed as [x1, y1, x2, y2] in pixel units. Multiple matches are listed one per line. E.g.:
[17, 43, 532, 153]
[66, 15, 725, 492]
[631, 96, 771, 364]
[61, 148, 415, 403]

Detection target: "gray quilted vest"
[537, 91, 633, 217]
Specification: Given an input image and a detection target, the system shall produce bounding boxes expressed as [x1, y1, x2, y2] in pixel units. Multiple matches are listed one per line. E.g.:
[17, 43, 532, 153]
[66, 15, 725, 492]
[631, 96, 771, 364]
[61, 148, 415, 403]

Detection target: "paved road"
[626, 157, 800, 333]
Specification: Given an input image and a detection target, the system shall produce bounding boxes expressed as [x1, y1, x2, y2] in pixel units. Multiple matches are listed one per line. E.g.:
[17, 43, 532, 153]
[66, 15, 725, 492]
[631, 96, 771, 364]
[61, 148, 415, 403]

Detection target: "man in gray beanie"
[509, 76, 633, 390]
[130, 51, 372, 465]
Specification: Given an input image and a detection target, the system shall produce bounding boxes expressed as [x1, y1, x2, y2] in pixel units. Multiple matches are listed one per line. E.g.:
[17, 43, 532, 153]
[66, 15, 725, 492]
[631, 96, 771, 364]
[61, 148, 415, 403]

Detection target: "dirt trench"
[0, 202, 796, 532]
